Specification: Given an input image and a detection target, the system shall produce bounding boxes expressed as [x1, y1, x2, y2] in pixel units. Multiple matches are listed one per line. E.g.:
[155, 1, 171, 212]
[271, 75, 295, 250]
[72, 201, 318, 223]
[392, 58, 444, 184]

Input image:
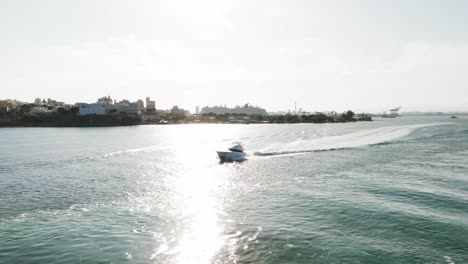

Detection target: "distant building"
[43, 98, 65, 107]
[195, 106, 200, 114]
[146, 97, 156, 110]
[34, 98, 42, 105]
[200, 103, 267, 115]
[30, 106, 52, 115]
[137, 99, 144, 110]
[97, 96, 113, 106]
[0, 99, 25, 111]
[171, 105, 190, 115]
[78, 104, 106, 116]
[114, 100, 140, 115]
[118, 104, 139, 115]
[76, 96, 141, 116]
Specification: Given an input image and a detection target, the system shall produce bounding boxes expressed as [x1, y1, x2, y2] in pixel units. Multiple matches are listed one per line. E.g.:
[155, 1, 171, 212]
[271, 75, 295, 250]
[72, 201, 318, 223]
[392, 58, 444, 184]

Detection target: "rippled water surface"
[1, 117, 467, 264]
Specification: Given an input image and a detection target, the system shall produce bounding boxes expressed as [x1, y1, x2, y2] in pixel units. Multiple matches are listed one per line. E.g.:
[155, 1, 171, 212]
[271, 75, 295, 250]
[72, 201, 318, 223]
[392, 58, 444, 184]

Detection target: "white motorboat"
[217, 142, 246, 162]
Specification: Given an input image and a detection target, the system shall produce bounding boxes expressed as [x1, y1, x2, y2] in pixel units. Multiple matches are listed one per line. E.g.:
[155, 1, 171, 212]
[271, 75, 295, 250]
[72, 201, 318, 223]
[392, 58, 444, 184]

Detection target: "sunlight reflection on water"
[151, 126, 231, 263]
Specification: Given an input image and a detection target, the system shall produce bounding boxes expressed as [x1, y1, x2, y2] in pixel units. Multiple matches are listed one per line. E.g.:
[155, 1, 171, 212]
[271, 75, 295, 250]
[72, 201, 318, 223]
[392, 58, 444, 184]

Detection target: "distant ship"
[200, 103, 267, 116]
[382, 107, 402, 118]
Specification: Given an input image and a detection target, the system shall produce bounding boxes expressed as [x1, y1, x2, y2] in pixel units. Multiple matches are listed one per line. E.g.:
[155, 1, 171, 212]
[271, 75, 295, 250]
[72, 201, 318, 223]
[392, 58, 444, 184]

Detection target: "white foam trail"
[103, 146, 164, 158]
[254, 123, 450, 157]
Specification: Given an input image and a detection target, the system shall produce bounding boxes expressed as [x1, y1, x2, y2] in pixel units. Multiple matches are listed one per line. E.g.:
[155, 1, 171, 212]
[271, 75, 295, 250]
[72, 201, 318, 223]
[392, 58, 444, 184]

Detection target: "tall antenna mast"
[295, 101, 297, 115]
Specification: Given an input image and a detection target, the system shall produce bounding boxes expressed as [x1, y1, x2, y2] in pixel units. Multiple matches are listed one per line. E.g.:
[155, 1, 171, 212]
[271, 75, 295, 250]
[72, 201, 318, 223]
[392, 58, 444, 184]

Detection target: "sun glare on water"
[151, 125, 234, 263]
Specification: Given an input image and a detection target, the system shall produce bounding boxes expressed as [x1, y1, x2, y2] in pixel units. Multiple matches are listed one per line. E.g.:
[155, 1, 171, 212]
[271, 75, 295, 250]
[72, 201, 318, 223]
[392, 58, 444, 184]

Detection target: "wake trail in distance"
[253, 123, 449, 157]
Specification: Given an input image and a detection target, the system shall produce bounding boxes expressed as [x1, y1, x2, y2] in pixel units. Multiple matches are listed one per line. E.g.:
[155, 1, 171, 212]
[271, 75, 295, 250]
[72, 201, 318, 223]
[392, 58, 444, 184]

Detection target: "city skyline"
[2, 0, 468, 112]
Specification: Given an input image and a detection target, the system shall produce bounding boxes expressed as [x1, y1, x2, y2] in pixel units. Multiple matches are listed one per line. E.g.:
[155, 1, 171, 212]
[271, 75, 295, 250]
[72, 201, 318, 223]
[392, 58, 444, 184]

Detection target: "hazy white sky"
[1, 0, 468, 112]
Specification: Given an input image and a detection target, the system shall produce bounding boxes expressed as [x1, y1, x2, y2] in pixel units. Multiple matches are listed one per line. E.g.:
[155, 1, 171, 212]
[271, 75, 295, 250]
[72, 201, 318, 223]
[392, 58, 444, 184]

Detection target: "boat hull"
[217, 151, 246, 162]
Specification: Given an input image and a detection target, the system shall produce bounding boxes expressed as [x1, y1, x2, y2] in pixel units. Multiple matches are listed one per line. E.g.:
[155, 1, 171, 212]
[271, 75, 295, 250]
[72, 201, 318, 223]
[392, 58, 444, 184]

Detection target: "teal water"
[0, 117, 467, 264]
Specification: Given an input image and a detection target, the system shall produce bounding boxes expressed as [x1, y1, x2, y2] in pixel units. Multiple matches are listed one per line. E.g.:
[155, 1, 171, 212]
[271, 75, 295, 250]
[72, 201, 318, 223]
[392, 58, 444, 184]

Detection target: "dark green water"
[0, 117, 467, 263]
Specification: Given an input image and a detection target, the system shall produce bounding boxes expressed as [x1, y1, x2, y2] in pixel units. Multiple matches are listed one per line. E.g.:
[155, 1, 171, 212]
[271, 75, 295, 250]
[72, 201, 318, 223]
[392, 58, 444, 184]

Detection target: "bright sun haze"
[1, 0, 468, 112]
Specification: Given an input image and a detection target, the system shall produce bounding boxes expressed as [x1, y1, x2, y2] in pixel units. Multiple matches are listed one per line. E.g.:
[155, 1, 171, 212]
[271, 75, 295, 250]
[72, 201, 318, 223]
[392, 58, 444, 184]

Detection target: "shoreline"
[0, 120, 373, 128]
[0, 110, 372, 128]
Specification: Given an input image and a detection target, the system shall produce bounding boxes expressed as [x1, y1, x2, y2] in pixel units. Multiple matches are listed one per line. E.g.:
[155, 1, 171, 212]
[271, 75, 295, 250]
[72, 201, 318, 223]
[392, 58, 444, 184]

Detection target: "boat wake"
[103, 146, 164, 158]
[0, 146, 166, 174]
[253, 123, 449, 157]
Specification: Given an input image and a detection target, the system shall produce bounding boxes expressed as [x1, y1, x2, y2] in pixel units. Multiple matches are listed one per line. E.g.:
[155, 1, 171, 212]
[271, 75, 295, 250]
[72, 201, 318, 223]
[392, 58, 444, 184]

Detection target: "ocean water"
[0, 117, 467, 264]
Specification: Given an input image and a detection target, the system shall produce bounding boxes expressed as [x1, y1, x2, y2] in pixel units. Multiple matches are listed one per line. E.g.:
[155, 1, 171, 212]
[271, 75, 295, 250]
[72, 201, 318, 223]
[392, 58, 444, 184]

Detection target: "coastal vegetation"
[0, 104, 141, 127]
[1, 100, 371, 127]
[140, 110, 371, 125]
[268, 110, 370, 123]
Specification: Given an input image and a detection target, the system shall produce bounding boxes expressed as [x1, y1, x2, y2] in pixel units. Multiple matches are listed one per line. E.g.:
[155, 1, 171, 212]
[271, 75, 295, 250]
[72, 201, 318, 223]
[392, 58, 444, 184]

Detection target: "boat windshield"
[229, 147, 243, 153]
[229, 143, 244, 152]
